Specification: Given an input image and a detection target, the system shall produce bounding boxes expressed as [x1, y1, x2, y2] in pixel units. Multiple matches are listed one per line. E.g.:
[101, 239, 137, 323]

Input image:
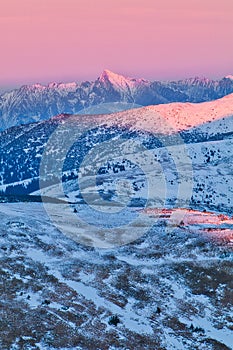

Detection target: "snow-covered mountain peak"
[31, 83, 45, 89]
[48, 82, 77, 90]
[16, 81, 78, 92]
[21, 83, 46, 91]
[181, 76, 213, 86]
[225, 75, 233, 80]
[98, 69, 148, 97]
[99, 69, 130, 85]
[99, 69, 148, 85]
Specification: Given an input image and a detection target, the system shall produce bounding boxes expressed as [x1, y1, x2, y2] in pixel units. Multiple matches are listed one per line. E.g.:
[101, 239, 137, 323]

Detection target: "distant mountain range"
[0, 70, 233, 131]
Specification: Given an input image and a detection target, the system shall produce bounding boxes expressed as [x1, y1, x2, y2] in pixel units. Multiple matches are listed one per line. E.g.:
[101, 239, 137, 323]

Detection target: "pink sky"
[0, 0, 233, 86]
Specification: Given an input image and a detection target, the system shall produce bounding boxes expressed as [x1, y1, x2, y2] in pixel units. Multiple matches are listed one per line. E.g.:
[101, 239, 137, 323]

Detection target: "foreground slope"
[0, 202, 232, 349]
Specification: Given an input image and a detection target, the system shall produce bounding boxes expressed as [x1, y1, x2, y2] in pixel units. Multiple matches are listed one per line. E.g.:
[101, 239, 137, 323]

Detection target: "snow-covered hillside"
[0, 94, 232, 215]
[0, 202, 232, 349]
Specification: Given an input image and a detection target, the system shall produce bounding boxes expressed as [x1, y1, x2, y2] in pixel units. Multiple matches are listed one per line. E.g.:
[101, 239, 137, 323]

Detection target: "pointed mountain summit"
[97, 69, 150, 100]
[99, 69, 132, 87]
[99, 69, 148, 86]
[225, 75, 233, 80]
[99, 69, 123, 82]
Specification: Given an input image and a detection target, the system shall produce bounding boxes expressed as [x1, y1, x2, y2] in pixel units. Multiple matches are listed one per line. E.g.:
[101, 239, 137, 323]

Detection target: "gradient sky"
[0, 0, 233, 86]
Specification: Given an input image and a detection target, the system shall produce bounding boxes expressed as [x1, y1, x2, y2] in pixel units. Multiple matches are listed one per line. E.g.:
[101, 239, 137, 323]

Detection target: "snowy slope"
[0, 92, 233, 349]
[0, 202, 232, 349]
[0, 94, 232, 218]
